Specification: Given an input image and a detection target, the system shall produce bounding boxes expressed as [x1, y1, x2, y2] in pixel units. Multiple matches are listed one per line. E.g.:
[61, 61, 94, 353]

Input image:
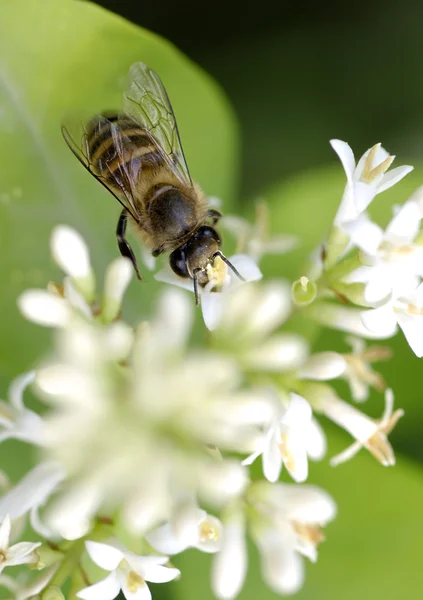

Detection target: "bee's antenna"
[193, 268, 201, 305]
[213, 252, 245, 282]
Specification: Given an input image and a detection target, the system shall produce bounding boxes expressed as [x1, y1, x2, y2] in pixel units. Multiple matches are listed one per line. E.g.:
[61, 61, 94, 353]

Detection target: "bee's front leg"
[116, 210, 142, 280]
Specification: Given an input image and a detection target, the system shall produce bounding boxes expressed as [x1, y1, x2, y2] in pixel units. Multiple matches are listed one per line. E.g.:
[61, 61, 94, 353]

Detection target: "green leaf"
[0, 0, 239, 379]
[171, 430, 423, 600]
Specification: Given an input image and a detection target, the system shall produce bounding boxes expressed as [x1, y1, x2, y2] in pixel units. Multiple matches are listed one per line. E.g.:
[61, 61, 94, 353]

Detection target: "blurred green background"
[0, 0, 423, 597]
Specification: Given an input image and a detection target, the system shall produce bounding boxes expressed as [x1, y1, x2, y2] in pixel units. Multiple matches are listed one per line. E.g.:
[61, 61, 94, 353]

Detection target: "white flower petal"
[396, 311, 423, 357]
[212, 518, 247, 600]
[121, 580, 151, 600]
[155, 289, 193, 351]
[51, 225, 91, 278]
[255, 526, 304, 595]
[146, 524, 189, 555]
[361, 303, 397, 335]
[243, 334, 308, 371]
[377, 165, 414, 193]
[241, 448, 261, 467]
[330, 140, 356, 183]
[201, 292, 224, 331]
[228, 254, 262, 282]
[385, 200, 421, 243]
[103, 257, 133, 304]
[6, 541, 40, 565]
[271, 484, 337, 524]
[284, 436, 308, 482]
[8, 372, 35, 410]
[63, 277, 92, 317]
[0, 515, 11, 550]
[18, 290, 71, 327]
[283, 394, 312, 428]
[310, 303, 397, 339]
[299, 352, 347, 381]
[77, 573, 121, 600]
[342, 215, 383, 255]
[352, 181, 378, 214]
[262, 428, 283, 483]
[85, 541, 124, 571]
[143, 564, 181, 583]
[0, 462, 64, 521]
[306, 418, 327, 461]
[154, 268, 194, 292]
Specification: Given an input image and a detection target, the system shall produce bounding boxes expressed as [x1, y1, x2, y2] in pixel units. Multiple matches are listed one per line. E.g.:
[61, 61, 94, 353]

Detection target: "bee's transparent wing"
[123, 62, 193, 187]
[61, 113, 142, 222]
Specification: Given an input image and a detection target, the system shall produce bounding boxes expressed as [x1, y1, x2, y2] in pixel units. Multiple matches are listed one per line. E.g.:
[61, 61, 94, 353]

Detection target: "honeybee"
[62, 62, 243, 303]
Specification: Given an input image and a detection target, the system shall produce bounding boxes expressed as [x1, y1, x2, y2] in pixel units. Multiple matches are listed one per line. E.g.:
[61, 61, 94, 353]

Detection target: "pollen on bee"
[206, 256, 229, 291]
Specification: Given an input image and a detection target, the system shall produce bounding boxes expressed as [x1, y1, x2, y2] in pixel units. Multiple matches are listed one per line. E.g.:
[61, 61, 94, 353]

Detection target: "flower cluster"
[0, 139, 413, 599]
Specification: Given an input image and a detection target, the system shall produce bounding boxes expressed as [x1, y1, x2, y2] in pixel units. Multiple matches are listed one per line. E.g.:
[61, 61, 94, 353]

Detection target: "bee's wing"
[122, 62, 193, 187]
[61, 113, 142, 222]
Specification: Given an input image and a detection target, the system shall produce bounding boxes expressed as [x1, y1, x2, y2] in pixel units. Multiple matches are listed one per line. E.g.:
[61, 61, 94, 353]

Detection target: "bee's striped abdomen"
[86, 114, 165, 186]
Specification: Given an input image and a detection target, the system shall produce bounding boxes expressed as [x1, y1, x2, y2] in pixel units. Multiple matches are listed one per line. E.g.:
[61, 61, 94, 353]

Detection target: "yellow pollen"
[206, 256, 228, 290]
[292, 522, 325, 546]
[47, 281, 65, 297]
[406, 304, 423, 316]
[0, 551, 6, 563]
[199, 520, 219, 542]
[126, 570, 145, 593]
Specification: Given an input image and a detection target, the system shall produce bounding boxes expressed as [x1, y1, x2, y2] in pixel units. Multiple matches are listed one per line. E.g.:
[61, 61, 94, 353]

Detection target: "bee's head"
[169, 226, 244, 304]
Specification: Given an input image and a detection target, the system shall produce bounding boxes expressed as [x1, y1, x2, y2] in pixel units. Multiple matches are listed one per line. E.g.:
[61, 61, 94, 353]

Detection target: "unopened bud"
[292, 276, 317, 306]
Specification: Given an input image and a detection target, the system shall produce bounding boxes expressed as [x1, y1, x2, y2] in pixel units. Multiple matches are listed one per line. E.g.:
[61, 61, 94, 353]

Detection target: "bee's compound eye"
[170, 247, 189, 278]
[196, 226, 221, 245]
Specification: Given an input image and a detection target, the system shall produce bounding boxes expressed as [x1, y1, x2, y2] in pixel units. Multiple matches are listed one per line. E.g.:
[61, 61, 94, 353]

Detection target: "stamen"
[199, 519, 220, 542]
[127, 570, 145, 593]
[292, 522, 325, 546]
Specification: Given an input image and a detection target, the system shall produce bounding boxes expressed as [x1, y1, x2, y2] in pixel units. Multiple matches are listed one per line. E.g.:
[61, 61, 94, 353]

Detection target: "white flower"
[344, 200, 423, 303]
[155, 253, 262, 330]
[0, 564, 58, 600]
[211, 508, 247, 600]
[29, 289, 257, 538]
[0, 462, 65, 538]
[250, 482, 336, 593]
[146, 501, 222, 555]
[361, 281, 423, 357]
[331, 140, 413, 226]
[342, 336, 391, 402]
[298, 351, 347, 381]
[101, 257, 133, 323]
[0, 515, 41, 574]
[77, 541, 180, 600]
[212, 483, 336, 599]
[18, 290, 72, 327]
[0, 371, 43, 445]
[243, 392, 326, 483]
[212, 281, 308, 370]
[220, 201, 298, 262]
[315, 388, 403, 466]
[51, 225, 95, 301]
[305, 301, 398, 339]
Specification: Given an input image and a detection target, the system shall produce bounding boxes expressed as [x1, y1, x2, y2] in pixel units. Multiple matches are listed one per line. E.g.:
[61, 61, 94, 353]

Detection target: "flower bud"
[41, 586, 65, 600]
[291, 276, 317, 306]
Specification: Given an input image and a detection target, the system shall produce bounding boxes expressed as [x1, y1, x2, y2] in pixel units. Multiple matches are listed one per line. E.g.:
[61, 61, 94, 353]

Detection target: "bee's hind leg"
[116, 210, 142, 280]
